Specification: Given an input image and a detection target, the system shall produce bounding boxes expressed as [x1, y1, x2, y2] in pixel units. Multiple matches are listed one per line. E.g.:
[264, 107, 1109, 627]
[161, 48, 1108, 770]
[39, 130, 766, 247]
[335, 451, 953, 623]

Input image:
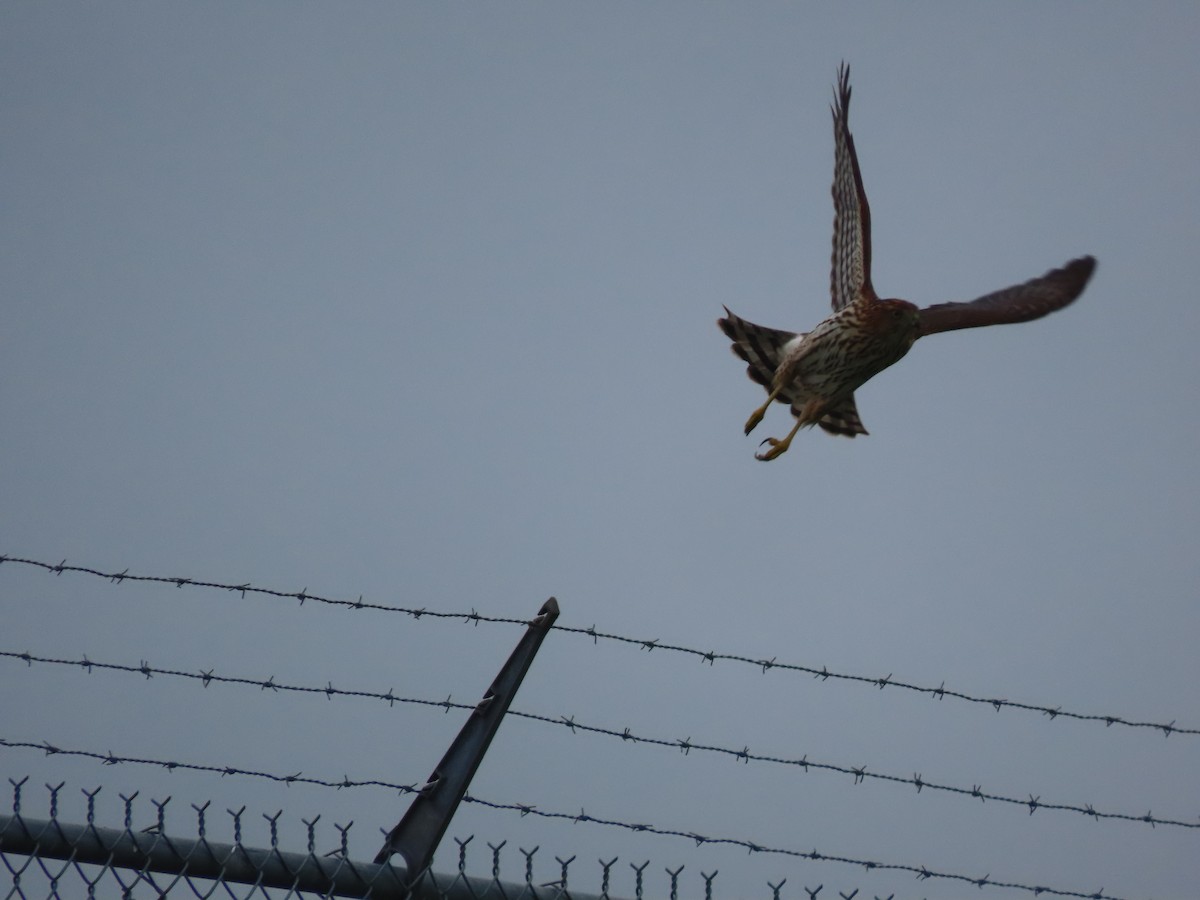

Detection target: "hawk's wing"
[830, 62, 875, 312]
[917, 256, 1096, 337]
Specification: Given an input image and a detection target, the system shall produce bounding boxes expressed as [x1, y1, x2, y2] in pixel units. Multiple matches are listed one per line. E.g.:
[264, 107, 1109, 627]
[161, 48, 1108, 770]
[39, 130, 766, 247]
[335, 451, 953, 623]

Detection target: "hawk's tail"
[716, 307, 798, 390]
[813, 395, 868, 437]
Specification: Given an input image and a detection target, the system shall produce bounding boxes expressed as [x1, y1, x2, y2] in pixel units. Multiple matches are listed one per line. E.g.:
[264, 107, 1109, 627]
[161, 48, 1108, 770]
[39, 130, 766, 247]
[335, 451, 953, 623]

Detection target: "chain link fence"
[0, 781, 688, 900]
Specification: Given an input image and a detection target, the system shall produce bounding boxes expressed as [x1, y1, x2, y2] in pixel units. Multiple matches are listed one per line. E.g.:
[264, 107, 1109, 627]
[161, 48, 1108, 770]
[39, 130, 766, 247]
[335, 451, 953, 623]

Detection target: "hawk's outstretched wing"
[830, 62, 875, 312]
[917, 256, 1096, 337]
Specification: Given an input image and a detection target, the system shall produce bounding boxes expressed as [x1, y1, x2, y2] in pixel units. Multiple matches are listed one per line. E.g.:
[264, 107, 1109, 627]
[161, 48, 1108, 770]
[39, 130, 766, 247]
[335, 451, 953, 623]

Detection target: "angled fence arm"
[374, 596, 560, 876]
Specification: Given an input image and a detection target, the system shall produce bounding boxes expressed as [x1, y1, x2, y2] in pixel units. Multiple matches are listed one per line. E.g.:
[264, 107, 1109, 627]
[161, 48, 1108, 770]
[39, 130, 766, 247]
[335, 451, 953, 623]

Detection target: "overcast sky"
[3, 4, 1198, 899]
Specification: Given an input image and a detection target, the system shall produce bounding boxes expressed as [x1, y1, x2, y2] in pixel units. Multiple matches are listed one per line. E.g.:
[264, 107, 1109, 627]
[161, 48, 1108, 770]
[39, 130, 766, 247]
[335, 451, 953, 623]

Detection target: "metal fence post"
[374, 597, 560, 880]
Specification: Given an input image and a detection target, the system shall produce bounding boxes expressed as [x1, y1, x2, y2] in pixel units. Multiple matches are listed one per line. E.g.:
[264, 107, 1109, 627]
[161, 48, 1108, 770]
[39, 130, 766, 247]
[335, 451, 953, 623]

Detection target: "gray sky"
[3, 4, 1198, 898]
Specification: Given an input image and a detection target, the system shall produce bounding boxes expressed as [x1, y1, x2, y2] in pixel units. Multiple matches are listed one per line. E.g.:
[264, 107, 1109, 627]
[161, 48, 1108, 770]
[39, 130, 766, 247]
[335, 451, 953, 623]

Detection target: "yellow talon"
[743, 388, 781, 435]
[743, 406, 767, 435]
[754, 417, 807, 461]
[755, 437, 791, 461]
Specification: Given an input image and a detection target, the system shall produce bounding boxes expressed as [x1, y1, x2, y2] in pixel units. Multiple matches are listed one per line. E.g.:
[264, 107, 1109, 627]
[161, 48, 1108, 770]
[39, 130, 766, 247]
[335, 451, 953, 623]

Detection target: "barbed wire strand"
[0, 736, 1135, 900]
[2, 554, 1193, 739]
[3, 649, 1193, 833]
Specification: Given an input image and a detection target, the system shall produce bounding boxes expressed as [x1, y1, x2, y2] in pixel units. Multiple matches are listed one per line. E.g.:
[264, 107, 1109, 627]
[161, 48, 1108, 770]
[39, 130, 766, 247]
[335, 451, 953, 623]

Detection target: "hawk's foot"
[743, 388, 781, 435]
[743, 405, 768, 435]
[755, 435, 793, 462]
[753, 415, 806, 461]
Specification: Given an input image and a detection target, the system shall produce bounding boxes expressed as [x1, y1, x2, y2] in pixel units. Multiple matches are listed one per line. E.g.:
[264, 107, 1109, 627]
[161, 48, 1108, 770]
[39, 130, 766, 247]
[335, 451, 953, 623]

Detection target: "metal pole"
[374, 596, 560, 880]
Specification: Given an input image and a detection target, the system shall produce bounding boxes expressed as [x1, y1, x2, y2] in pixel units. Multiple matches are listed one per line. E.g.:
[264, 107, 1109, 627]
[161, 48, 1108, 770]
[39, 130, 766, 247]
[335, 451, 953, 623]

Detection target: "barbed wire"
[4, 648, 1194, 834]
[0, 736, 1135, 900]
[3, 555, 1194, 740]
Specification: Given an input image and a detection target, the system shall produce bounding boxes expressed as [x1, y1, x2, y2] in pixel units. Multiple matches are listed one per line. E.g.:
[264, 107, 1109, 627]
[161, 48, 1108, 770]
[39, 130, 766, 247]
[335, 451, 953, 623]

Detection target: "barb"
[3, 554, 1194, 739]
[0, 738, 1135, 900]
[4, 649, 1194, 833]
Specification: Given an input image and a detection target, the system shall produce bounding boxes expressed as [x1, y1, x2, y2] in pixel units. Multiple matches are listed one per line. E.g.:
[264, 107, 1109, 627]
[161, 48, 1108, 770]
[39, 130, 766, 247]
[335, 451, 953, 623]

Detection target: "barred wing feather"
[918, 256, 1096, 337]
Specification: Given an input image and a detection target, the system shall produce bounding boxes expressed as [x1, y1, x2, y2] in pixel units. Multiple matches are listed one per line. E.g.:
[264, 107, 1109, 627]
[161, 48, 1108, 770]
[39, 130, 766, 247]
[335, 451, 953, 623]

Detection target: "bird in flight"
[718, 63, 1095, 461]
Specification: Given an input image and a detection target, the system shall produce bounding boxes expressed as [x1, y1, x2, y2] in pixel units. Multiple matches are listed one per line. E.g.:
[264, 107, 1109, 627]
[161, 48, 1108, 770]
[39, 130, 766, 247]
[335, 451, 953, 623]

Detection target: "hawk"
[719, 63, 1096, 460]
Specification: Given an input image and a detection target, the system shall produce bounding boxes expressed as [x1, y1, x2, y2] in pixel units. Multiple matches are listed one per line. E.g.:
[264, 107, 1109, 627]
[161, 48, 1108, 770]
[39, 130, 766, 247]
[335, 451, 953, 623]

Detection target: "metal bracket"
[374, 596, 560, 877]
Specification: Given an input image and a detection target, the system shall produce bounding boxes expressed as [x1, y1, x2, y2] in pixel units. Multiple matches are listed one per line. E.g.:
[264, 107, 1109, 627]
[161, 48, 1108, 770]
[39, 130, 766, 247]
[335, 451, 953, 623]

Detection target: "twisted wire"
[3, 649, 1193, 833]
[0, 737, 1134, 900]
[2, 554, 1193, 740]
